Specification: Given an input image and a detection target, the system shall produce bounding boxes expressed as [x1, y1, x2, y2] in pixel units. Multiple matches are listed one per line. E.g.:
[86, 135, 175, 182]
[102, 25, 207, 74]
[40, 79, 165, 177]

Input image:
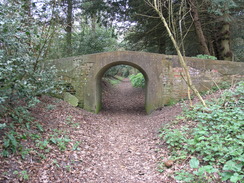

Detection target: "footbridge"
[46, 51, 244, 114]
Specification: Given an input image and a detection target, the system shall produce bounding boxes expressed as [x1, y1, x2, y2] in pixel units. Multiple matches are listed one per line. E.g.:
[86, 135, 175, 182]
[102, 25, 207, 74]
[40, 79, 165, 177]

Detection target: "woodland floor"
[0, 78, 184, 183]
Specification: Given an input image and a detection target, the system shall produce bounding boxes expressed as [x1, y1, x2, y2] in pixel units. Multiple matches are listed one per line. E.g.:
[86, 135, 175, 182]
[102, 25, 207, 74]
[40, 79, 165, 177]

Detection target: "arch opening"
[95, 61, 149, 114]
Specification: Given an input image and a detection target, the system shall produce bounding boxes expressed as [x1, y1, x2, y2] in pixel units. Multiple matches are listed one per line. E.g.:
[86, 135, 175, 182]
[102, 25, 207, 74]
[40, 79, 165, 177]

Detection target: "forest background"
[1, 0, 244, 122]
[0, 1, 244, 182]
[1, 0, 243, 61]
[1, 0, 244, 133]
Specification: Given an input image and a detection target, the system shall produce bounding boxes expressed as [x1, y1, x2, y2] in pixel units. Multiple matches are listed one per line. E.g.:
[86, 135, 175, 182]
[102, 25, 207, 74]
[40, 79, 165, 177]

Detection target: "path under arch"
[81, 79, 163, 182]
[101, 78, 146, 114]
[69, 79, 181, 182]
[84, 53, 163, 114]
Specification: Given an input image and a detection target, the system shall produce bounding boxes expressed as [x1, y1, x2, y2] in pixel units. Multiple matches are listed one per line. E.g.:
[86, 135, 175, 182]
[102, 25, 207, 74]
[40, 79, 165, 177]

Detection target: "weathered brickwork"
[46, 51, 244, 114]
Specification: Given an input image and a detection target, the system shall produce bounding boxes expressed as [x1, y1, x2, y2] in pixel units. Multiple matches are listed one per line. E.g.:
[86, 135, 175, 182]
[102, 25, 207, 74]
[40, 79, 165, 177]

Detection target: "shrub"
[0, 1, 63, 157]
[0, 2, 62, 111]
[194, 54, 217, 60]
[129, 73, 145, 88]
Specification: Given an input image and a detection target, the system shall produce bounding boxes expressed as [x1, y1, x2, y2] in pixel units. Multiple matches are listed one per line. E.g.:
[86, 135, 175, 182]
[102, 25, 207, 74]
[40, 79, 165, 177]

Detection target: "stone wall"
[46, 51, 244, 114]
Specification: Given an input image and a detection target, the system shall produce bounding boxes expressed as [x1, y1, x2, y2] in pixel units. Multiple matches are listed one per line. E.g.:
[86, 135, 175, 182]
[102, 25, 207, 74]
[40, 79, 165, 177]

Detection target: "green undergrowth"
[193, 54, 217, 60]
[129, 73, 145, 88]
[0, 107, 82, 180]
[159, 81, 244, 183]
[113, 75, 125, 81]
[0, 106, 81, 160]
[200, 81, 232, 96]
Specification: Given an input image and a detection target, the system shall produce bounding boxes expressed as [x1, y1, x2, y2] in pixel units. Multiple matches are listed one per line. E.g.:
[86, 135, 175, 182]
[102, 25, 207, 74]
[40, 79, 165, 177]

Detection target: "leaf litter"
[0, 78, 186, 183]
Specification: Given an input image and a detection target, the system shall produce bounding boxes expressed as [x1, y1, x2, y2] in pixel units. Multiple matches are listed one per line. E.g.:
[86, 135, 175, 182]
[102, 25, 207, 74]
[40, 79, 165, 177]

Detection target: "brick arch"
[84, 52, 164, 114]
[95, 62, 149, 113]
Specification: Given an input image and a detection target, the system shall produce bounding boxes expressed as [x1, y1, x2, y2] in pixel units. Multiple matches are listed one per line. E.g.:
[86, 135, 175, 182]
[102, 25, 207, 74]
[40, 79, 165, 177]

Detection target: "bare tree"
[146, 0, 207, 107]
[66, 0, 73, 56]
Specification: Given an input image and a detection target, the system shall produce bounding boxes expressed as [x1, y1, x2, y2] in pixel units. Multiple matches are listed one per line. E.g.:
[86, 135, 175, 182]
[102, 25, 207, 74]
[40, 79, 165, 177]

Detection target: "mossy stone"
[64, 92, 79, 107]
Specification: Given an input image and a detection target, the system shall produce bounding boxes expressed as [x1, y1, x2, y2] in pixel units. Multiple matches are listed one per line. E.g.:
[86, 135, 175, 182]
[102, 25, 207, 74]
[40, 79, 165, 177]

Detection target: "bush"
[0, 2, 62, 109]
[0, 1, 63, 157]
[194, 54, 217, 60]
[159, 81, 244, 182]
[129, 73, 145, 88]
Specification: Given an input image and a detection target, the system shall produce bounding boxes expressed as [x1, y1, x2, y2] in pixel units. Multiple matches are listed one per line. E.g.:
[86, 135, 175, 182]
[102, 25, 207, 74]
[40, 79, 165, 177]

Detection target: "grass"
[103, 75, 125, 86]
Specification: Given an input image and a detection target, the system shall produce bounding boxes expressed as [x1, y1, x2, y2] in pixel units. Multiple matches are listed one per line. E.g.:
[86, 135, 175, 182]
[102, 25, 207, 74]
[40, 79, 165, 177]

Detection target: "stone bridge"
[47, 51, 244, 114]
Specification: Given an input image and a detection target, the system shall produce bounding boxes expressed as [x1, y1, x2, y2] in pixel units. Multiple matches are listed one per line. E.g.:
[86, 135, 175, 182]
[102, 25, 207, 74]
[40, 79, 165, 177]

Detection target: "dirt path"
[85, 79, 160, 182]
[1, 79, 182, 183]
[73, 79, 181, 182]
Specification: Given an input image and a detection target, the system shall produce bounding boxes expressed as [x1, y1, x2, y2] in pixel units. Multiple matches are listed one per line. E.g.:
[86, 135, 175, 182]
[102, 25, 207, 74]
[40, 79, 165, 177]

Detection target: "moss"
[95, 102, 102, 113]
[145, 104, 154, 114]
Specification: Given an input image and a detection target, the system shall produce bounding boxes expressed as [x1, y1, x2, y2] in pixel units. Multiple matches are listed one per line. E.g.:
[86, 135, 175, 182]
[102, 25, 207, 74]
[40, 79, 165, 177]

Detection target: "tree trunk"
[91, 14, 96, 33]
[208, 37, 216, 56]
[219, 22, 232, 61]
[187, 0, 210, 55]
[158, 37, 166, 53]
[66, 0, 73, 56]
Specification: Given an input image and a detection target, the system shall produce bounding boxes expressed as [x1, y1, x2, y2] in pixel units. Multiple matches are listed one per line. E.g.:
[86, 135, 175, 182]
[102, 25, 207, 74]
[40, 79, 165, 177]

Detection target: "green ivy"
[159, 81, 244, 182]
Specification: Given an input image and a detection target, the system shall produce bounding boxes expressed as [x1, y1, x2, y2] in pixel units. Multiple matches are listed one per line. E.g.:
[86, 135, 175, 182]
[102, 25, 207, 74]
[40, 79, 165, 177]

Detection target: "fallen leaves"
[1, 79, 184, 182]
